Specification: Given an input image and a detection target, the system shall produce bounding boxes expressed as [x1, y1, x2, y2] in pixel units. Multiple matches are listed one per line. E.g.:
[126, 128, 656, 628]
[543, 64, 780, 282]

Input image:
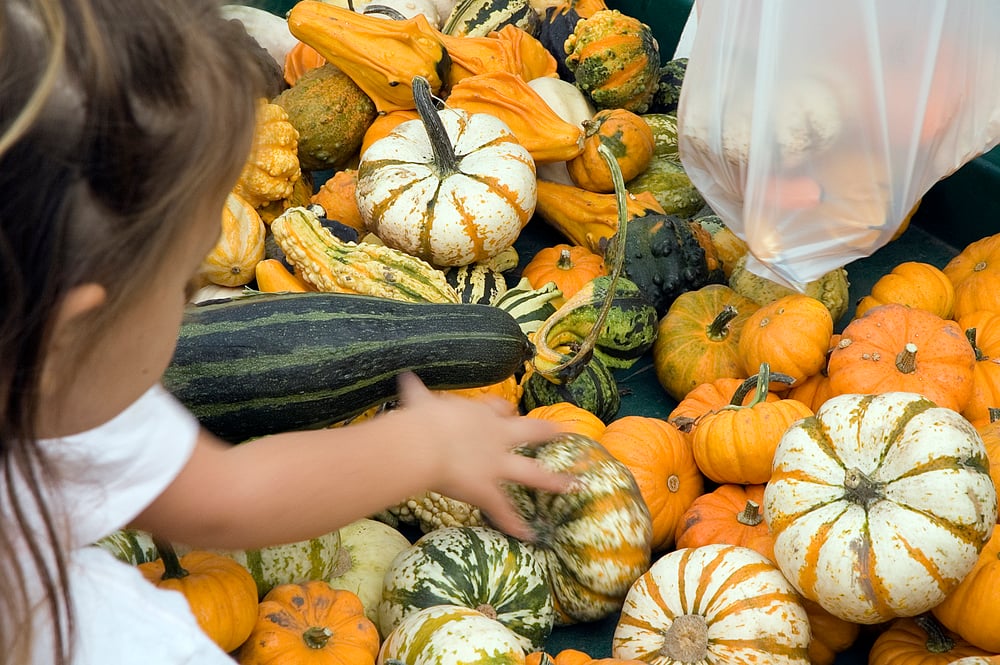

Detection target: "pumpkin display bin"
[212, 2, 1000, 662]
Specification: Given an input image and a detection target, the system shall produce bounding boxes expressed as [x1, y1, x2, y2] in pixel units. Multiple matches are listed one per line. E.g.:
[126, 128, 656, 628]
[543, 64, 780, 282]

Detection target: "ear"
[40, 283, 107, 396]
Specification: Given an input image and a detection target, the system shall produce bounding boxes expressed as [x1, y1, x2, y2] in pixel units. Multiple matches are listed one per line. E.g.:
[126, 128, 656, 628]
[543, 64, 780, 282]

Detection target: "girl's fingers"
[503, 455, 576, 494]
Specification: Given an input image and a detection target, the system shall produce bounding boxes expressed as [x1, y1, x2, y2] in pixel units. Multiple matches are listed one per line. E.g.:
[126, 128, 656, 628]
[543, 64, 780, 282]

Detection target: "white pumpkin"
[763, 391, 998, 624]
[356, 76, 536, 267]
[378, 604, 529, 665]
[325, 518, 412, 628]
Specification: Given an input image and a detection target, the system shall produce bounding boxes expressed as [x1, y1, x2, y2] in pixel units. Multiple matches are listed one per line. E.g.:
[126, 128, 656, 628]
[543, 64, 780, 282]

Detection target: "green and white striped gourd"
[492, 277, 563, 337]
[441, 0, 540, 37]
[378, 526, 554, 648]
[377, 604, 529, 665]
[94, 529, 158, 565]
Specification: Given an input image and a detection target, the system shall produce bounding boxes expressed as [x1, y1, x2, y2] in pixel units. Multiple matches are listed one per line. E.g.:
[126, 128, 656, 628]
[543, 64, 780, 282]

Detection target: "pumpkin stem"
[966, 327, 988, 362]
[302, 625, 334, 649]
[728, 363, 796, 407]
[913, 613, 955, 653]
[895, 342, 919, 374]
[990, 407, 1000, 424]
[556, 248, 575, 271]
[706, 305, 739, 341]
[660, 614, 709, 662]
[843, 467, 884, 510]
[151, 536, 189, 581]
[737, 500, 763, 527]
[412, 76, 458, 177]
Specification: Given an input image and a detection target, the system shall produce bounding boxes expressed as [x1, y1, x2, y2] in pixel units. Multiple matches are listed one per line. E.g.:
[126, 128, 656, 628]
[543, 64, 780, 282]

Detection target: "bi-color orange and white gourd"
[763, 391, 998, 624]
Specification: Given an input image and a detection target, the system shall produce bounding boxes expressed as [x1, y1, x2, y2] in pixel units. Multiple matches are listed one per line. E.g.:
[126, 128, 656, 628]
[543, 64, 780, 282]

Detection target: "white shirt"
[5, 384, 235, 664]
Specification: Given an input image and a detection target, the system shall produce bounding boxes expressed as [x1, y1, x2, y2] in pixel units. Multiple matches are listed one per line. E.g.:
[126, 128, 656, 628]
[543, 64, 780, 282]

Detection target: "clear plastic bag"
[677, 0, 1000, 288]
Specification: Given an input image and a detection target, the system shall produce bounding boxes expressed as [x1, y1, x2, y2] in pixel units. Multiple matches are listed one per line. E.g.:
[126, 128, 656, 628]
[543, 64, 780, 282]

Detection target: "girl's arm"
[129, 374, 566, 548]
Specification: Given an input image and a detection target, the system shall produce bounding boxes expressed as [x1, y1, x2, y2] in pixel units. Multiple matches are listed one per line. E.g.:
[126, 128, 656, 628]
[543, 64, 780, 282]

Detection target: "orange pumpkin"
[691, 364, 813, 484]
[310, 169, 366, 236]
[283, 40, 326, 86]
[976, 414, 1000, 513]
[199, 192, 266, 287]
[801, 598, 861, 665]
[566, 108, 655, 193]
[139, 541, 258, 654]
[786, 333, 842, 412]
[932, 526, 1000, 653]
[439, 374, 522, 407]
[828, 303, 976, 412]
[526, 648, 644, 665]
[738, 293, 834, 388]
[359, 109, 419, 157]
[666, 376, 781, 435]
[855, 261, 956, 320]
[522, 244, 607, 307]
[944, 232, 1000, 319]
[599, 416, 704, 552]
[236, 581, 379, 665]
[525, 401, 608, 441]
[958, 310, 1000, 428]
[652, 284, 759, 402]
[674, 483, 774, 562]
[868, 615, 995, 665]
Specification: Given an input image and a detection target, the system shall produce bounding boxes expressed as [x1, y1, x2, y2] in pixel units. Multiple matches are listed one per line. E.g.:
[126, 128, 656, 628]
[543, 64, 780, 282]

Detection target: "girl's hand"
[395, 372, 572, 541]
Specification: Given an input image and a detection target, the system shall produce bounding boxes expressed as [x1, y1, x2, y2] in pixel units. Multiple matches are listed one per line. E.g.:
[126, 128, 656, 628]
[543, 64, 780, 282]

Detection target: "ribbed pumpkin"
[377, 526, 554, 648]
[507, 433, 653, 625]
[198, 193, 266, 287]
[526, 649, 643, 665]
[763, 391, 998, 624]
[237, 582, 380, 665]
[566, 108, 655, 193]
[674, 483, 774, 562]
[598, 416, 704, 553]
[521, 243, 607, 307]
[738, 293, 834, 388]
[666, 375, 782, 435]
[957, 310, 1000, 428]
[652, 284, 760, 402]
[611, 544, 811, 664]
[828, 303, 976, 413]
[356, 76, 536, 267]
[943, 232, 1000, 319]
[855, 261, 956, 319]
[524, 402, 607, 441]
[867, 615, 996, 665]
[932, 525, 1000, 653]
[786, 334, 842, 413]
[377, 605, 528, 665]
[800, 598, 861, 665]
[976, 413, 1000, 510]
[310, 169, 365, 236]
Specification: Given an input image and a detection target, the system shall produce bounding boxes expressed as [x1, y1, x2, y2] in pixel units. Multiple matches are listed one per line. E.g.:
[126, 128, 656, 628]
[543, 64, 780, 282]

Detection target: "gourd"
[958, 310, 1000, 428]
[694, 214, 748, 279]
[640, 113, 680, 161]
[652, 283, 760, 401]
[624, 155, 706, 219]
[932, 525, 1000, 652]
[233, 101, 302, 211]
[674, 484, 775, 563]
[667, 376, 781, 435]
[441, 0, 540, 37]
[438, 24, 557, 86]
[522, 244, 606, 308]
[254, 258, 311, 293]
[491, 277, 564, 337]
[356, 75, 536, 267]
[377, 605, 530, 665]
[310, 169, 365, 236]
[287, 2, 450, 113]
[520, 354, 620, 423]
[611, 544, 811, 664]
[763, 391, 998, 624]
[270, 206, 461, 303]
[729, 254, 852, 323]
[507, 432, 653, 625]
[649, 57, 687, 115]
[867, 615, 995, 665]
[325, 518, 412, 628]
[138, 540, 259, 653]
[536, 5, 583, 82]
[162, 292, 535, 442]
[566, 108, 656, 193]
[283, 40, 326, 86]
[199, 193, 266, 288]
[737, 293, 834, 387]
[855, 260, 956, 320]
[271, 63, 378, 172]
[564, 10, 661, 113]
[378, 526, 555, 648]
[943, 231, 1000, 319]
[524, 401, 607, 441]
[237, 582, 380, 665]
[377, 490, 484, 533]
[598, 416, 704, 553]
[93, 528, 159, 565]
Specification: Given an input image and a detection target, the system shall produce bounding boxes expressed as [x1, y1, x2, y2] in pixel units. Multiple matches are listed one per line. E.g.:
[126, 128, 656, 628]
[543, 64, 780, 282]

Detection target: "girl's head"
[0, 0, 268, 661]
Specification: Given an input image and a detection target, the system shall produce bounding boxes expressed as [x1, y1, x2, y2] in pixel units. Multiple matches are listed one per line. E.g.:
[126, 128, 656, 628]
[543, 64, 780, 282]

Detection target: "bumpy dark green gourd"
[521, 355, 620, 424]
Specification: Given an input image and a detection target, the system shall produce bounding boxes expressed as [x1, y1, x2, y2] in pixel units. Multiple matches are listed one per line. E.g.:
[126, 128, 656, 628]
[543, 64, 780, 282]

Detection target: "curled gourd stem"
[727, 362, 795, 407]
[151, 536, 189, 581]
[412, 75, 458, 177]
[913, 613, 955, 654]
[707, 305, 739, 341]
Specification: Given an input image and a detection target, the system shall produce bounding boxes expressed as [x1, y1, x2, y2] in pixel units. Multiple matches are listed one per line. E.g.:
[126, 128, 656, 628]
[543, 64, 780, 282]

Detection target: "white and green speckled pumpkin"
[378, 525, 554, 648]
[612, 544, 811, 664]
[763, 391, 998, 625]
[356, 76, 536, 268]
[506, 432, 653, 625]
[378, 604, 528, 665]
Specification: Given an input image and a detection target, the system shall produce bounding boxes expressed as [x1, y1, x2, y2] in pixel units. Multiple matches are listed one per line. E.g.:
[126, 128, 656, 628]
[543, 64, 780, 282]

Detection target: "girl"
[0, 1, 568, 663]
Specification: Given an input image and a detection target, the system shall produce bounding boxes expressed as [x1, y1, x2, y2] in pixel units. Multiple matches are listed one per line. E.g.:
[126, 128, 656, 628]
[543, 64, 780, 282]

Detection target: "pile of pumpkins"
[144, 0, 1000, 662]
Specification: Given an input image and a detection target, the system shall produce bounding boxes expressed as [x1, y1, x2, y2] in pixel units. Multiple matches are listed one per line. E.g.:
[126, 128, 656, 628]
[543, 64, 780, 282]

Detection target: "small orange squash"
[199, 193, 266, 287]
[521, 243, 607, 307]
[855, 260, 956, 319]
[674, 483, 774, 562]
[310, 169, 366, 236]
[566, 109, 655, 193]
[958, 310, 1000, 428]
[786, 334, 842, 413]
[524, 402, 607, 441]
[526, 649, 644, 665]
[738, 293, 834, 388]
[932, 525, 1000, 653]
[976, 411, 1000, 513]
[666, 376, 781, 435]
[283, 40, 325, 87]
[254, 258, 311, 293]
[868, 615, 995, 665]
[944, 232, 1000, 319]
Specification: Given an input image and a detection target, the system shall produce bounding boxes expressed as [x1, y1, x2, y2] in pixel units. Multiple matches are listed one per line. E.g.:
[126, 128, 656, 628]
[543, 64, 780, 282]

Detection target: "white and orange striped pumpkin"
[611, 543, 811, 664]
[356, 76, 536, 268]
[506, 433, 653, 626]
[198, 192, 265, 287]
[377, 604, 528, 665]
[763, 391, 998, 625]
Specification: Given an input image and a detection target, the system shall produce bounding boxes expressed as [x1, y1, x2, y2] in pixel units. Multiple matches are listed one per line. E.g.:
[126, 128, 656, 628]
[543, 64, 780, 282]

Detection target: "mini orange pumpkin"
[524, 401, 608, 441]
[521, 243, 607, 307]
[738, 293, 834, 388]
[566, 108, 655, 193]
[868, 615, 995, 665]
[855, 260, 956, 319]
[439, 374, 522, 407]
[254, 258, 311, 293]
[958, 310, 1000, 428]
[310, 169, 366, 236]
[944, 232, 1000, 319]
[932, 525, 1000, 652]
[976, 412, 1000, 513]
[674, 483, 774, 562]
[666, 376, 781, 435]
[786, 333, 842, 412]
[526, 649, 644, 665]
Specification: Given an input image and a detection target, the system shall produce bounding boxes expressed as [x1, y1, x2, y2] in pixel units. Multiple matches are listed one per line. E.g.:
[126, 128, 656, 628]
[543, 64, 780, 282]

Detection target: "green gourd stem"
[533, 143, 628, 383]
[152, 536, 189, 581]
[727, 362, 795, 407]
[707, 305, 739, 341]
[363, 4, 407, 19]
[303, 626, 334, 649]
[967, 328, 988, 362]
[412, 75, 457, 177]
[913, 613, 955, 653]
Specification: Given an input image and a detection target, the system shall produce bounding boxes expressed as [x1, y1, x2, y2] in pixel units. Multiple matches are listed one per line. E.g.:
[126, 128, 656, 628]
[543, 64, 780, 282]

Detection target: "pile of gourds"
[144, 0, 1000, 662]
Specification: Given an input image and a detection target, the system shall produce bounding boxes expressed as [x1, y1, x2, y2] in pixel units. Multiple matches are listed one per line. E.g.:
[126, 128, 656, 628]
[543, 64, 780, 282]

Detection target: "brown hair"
[0, 0, 267, 661]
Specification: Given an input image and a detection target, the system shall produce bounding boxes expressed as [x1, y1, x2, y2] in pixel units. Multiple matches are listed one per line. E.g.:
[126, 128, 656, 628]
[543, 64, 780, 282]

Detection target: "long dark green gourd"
[163, 292, 533, 443]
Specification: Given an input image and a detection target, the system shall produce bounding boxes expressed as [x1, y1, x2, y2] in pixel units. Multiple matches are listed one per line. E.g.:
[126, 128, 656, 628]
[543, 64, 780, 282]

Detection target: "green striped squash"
[162, 292, 533, 443]
[441, 0, 540, 37]
[492, 277, 562, 337]
[378, 604, 529, 665]
[378, 526, 554, 648]
[508, 433, 653, 625]
[445, 262, 509, 305]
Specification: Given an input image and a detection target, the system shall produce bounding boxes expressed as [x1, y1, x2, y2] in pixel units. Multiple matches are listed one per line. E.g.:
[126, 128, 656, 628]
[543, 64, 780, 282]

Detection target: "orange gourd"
[932, 526, 1000, 652]
[738, 293, 834, 388]
[666, 376, 781, 435]
[440, 374, 522, 407]
[254, 258, 311, 293]
[526, 649, 644, 665]
[691, 364, 813, 485]
[437, 24, 557, 86]
[359, 110, 419, 157]
[801, 599, 861, 665]
[958, 310, 1000, 428]
[283, 40, 325, 86]
[976, 412, 1000, 514]
[828, 303, 977, 412]
[233, 102, 302, 212]
[566, 109, 655, 193]
[674, 483, 774, 562]
[855, 260, 956, 319]
[599, 416, 704, 552]
[652, 284, 759, 402]
[944, 232, 1000, 319]
[868, 615, 995, 665]
[236, 582, 380, 665]
[786, 333, 842, 412]
[310, 169, 366, 236]
[525, 402, 608, 441]
[199, 193, 266, 287]
[521, 244, 607, 307]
